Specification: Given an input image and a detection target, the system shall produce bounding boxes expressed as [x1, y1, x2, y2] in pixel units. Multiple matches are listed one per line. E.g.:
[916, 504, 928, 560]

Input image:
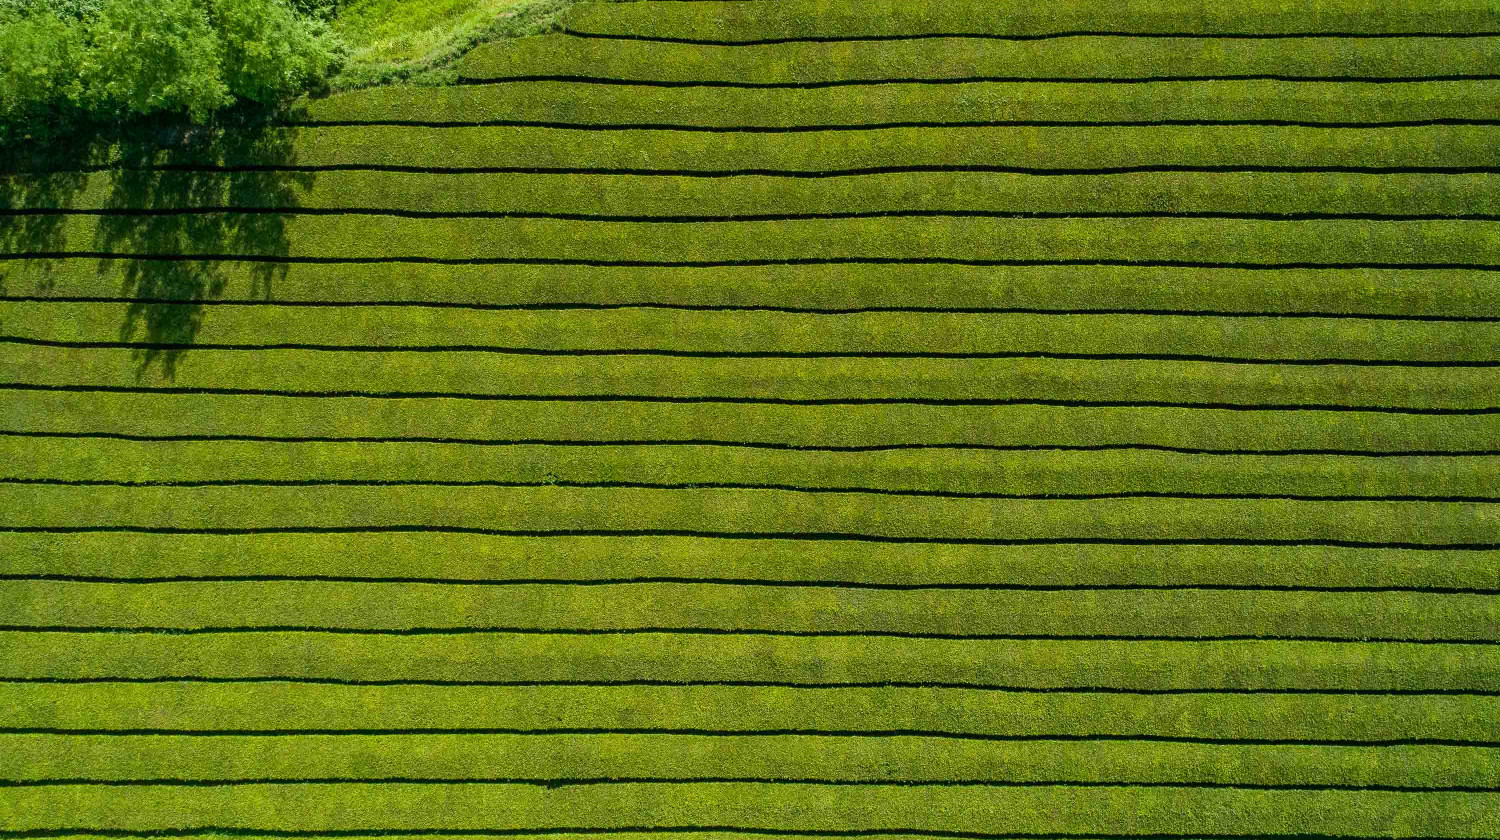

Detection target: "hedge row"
[15, 215, 1500, 266]
[11, 393, 1500, 451]
[458, 32, 1500, 83]
[9, 301, 1500, 361]
[4, 534, 1496, 590]
[278, 123, 1500, 170]
[5, 733, 1496, 788]
[565, 0, 1500, 39]
[302, 79, 1500, 126]
[4, 484, 1497, 544]
[8, 682, 1496, 741]
[5, 580, 1494, 640]
[15, 170, 1500, 218]
[4, 631, 1497, 688]
[12, 344, 1500, 407]
[25, 122, 1491, 171]
[5, 262, 1498, 318]
[9, 437, 1498, 498]
[5, 784, 1497, 835]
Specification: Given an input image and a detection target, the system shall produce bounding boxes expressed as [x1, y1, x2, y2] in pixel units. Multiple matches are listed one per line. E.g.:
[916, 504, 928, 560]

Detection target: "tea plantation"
[0, 0, 1498, 836]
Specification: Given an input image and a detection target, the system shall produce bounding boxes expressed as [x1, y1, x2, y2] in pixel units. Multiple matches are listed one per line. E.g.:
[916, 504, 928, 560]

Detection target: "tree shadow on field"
[1, 107, 315, 380]
[0, 166, 88, 294]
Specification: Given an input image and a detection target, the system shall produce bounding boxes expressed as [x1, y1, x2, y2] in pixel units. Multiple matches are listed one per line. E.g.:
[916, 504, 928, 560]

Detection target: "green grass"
[326, 0, 586, 90]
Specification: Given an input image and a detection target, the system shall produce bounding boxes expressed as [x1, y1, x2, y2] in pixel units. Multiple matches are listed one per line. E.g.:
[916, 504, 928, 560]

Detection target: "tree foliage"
[77, 0, 233, 123]
[0, 5, 84, 135]
[0, 0, 344, 143]
[213, 0, 342, 105]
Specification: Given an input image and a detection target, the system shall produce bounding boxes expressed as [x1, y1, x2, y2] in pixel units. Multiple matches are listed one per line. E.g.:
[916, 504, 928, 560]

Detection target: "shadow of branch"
[2, 107, 315, 381]
[0, 168, 89, 292]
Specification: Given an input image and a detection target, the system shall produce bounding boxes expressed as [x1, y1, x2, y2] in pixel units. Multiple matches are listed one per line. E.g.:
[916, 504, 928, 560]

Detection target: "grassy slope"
[326, 0, 585, 89]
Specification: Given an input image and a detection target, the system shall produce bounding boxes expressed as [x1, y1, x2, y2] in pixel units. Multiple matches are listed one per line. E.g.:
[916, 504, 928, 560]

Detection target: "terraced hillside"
[2, 0, 1500, 836]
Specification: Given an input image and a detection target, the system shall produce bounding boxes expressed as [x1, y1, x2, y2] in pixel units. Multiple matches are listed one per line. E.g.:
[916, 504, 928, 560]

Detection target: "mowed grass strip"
[2, 486, 1497, 547]
[6, 684, 1498, 742]
[8, 263, 1499, 319]
[300, 80, 1500, 127]
[3, 581, 1494, 643]
[13, 216, 1500, 267]
[17, 171, 1500, 219]
[10, 394, 1500, 452]
[3, 535, 1497, 592]
[2, 732, 1498, 790]
[4, 632, 1497, 688]
[456, 33, 1500, 84]
[563, 0, 1500, 39]
[2, 784, 1497, 836]
[9, 438, 1500, 499]
[8, 302, 1500, 362]
[10, 345, 1500, 409]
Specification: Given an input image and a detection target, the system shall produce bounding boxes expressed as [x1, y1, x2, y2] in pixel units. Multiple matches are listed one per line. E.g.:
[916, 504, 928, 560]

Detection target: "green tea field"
[1, 0, 1499, 836]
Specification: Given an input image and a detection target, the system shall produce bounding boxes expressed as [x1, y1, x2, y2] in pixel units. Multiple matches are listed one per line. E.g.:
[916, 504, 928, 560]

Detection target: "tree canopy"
[1, 0, 345, 143]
